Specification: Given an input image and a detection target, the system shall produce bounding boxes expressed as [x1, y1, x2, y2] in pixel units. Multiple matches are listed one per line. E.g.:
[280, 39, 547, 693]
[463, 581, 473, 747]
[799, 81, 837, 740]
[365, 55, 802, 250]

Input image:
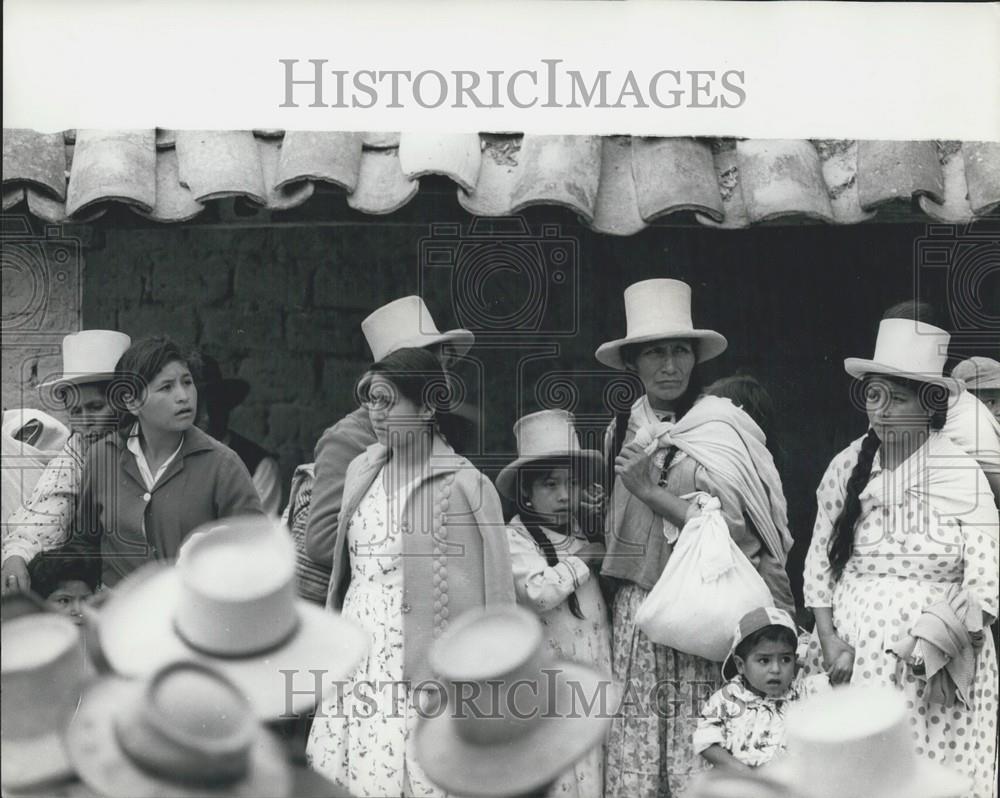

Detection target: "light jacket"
[327, 434, 516, 683]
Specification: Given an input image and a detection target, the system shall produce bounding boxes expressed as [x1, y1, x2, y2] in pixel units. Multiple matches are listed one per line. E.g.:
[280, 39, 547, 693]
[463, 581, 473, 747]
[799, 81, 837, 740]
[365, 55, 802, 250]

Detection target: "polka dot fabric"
[804, 434, 999, 798]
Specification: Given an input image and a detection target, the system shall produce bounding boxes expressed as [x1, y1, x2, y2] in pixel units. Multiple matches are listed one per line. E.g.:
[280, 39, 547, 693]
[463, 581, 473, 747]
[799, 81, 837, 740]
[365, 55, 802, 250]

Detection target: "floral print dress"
[507, 517, 613, 798]
[803, 434, 999, 798]
[306, 469, 448, 798]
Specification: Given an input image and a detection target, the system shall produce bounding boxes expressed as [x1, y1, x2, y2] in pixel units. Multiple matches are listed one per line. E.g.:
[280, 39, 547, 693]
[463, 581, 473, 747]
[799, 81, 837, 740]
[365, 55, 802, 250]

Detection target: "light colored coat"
[327, 434, 516, 683]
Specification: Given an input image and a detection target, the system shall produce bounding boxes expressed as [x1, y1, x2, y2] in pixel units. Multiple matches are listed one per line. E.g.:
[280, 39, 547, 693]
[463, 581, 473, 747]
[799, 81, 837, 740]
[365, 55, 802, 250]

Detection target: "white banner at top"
[4, 0, 999, 139]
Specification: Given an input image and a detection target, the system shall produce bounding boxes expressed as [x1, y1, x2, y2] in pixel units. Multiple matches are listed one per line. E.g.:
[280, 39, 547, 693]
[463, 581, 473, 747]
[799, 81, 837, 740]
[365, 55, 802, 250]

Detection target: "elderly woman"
[598, 279, 795, 798]
[306, 346, 514, 798]
[803, 314, 998, 798]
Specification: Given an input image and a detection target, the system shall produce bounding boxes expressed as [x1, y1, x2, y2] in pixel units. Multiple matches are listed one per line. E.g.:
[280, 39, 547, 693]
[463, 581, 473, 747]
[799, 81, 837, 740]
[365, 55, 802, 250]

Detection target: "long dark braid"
[828, 428, 881, 580]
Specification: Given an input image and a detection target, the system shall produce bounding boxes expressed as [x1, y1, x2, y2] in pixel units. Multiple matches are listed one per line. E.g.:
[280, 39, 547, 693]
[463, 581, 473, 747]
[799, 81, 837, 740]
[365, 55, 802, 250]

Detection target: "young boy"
[694, 607, 830, 772]
[27, 548, 100, 626]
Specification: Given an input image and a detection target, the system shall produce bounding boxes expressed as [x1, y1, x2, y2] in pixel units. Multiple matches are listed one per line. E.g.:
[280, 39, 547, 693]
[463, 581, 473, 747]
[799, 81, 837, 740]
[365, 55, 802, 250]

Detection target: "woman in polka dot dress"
[803, 317, 999, 798]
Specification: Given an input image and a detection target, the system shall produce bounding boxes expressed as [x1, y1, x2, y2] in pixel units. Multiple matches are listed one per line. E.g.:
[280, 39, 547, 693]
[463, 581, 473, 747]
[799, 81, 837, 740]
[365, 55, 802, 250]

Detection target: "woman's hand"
[819, 631, 855, 685]
[579, 483, 606, 515]
[614, 443, 658, 502]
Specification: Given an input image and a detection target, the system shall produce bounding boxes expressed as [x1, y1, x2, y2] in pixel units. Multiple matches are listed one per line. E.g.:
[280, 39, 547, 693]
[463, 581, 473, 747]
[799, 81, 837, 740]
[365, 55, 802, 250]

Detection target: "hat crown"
[868, 319, 950, 378]
[1, 614, 85, 742]
[117, 662, 256, 785]
[174, 517, 300, 657]
[783, 687, 944, 798]
[362, 296, 442, 361]
[430, 606, 551, 745]
[623, 279, 696, 340]
[513, 409, 585, 460]
[52, 330, 131, 384]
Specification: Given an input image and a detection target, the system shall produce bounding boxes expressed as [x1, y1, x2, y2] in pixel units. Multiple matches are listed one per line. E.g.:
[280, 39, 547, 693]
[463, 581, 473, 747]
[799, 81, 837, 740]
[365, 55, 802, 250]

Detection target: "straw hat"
[1, 613, 87, 791]
[765, 686, 970, 798]
[844, 318, 961, 395]
[66, 661, 291, 798]
[197, 354, 250, 410]
[721, 606, 796, 680]
[37, 330, 132, 389]
[97, 516, 368, 719]
[362, 295, 475, 362]
[415, 605, 618, 798]
[495, 409, 604, 500]
[952, 356, 1000, 391]
[595, 279, 727, 370]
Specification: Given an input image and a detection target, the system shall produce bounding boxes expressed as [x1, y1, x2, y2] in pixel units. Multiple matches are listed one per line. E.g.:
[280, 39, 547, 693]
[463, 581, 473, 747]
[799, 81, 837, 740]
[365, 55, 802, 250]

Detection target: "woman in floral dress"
[306, 347, 515, 798]
[803, 317, 999, 798]
[597, 280, 795, 798]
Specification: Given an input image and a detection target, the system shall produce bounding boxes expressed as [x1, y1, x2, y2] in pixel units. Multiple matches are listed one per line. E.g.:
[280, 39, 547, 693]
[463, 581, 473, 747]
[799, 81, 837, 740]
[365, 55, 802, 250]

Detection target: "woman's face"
[67, 383, 116, 438]
[864, 377, 933, 443]
[365, 375, 430, 446]
[631, 339, 696, 409]
[527, 467, 577, 523]
[975, 388, 1000, 422]
[128, 360, 198, 434]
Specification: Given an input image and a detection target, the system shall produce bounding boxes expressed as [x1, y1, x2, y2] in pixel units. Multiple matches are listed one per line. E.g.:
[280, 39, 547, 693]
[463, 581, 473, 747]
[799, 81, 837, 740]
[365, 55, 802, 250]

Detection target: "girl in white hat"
[496, 409, 611, 798]
[596, 279, 795, 798]
[802, 304, 999, 798]
[2, 330, 131, 596]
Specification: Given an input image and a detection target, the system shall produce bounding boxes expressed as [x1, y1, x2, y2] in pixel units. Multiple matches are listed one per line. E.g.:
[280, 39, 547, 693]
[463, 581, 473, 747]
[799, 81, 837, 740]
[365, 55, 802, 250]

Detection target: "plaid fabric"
[281, 463, 332, 605]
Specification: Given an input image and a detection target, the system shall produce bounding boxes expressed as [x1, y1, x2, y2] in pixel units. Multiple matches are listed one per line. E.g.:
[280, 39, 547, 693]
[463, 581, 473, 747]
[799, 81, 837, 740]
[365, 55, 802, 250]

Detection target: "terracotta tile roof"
[3, 129, 998, 230]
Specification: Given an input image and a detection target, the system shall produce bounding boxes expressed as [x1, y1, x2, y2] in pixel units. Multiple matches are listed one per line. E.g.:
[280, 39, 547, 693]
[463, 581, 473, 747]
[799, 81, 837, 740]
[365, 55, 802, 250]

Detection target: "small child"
[496, 410, 611, 798]
[27, 547, 100, 625]
[694, 607, 830, 772]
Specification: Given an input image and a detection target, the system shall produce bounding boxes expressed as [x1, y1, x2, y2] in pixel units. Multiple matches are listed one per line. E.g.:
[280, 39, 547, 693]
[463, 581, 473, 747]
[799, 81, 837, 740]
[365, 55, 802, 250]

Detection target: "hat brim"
[66, 677, 291, 798]
[380, 328, 476, 360]
[495, 450, 605, 500]
[37, 372, 118, 390]
[843, 359, 961, 396]
[415, 663, 618, 798]
[0, 728, 75, 792]
[98, 566, 369, 720]
[764, 748, 971, 798]
[595, 330, 728, 370]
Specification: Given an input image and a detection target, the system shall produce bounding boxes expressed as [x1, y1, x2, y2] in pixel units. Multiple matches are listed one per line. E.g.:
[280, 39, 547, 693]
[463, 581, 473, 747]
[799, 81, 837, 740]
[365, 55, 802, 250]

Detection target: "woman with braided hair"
[803, 312, 998, 797]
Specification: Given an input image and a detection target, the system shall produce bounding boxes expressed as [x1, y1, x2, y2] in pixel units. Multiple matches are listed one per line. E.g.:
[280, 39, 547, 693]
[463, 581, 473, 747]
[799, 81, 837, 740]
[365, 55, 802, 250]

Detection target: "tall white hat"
[494, 409, 604, 500]
[96, 516, 368, 720]
[766, 686, 970, 798]
[595, 279, 727, 370]
[844, 318, 960, 395]
[362, 296, 474, 362]
[38, 330, 132, 389]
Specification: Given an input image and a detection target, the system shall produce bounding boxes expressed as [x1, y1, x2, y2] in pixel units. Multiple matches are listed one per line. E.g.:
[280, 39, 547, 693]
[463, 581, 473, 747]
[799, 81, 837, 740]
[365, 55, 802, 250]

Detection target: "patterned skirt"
[605, 583, 722, 798]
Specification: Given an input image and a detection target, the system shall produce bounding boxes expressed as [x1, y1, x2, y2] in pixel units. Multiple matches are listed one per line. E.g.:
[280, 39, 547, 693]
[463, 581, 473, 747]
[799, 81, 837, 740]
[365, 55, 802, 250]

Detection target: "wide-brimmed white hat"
[37, 330, 132, 389]
[415, 605, 618, 798]
[764, 686, 970, 798]
[495, 409, 604, 500]
[97, 516, 368, 720]
[595, 279, 727, 370]
[1, 613, 88, 791]
[952, 356, 1000, 391]
[844, 318, 961, 395]
[67, 661, 291, 798]
[362, 295, 475, 362]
